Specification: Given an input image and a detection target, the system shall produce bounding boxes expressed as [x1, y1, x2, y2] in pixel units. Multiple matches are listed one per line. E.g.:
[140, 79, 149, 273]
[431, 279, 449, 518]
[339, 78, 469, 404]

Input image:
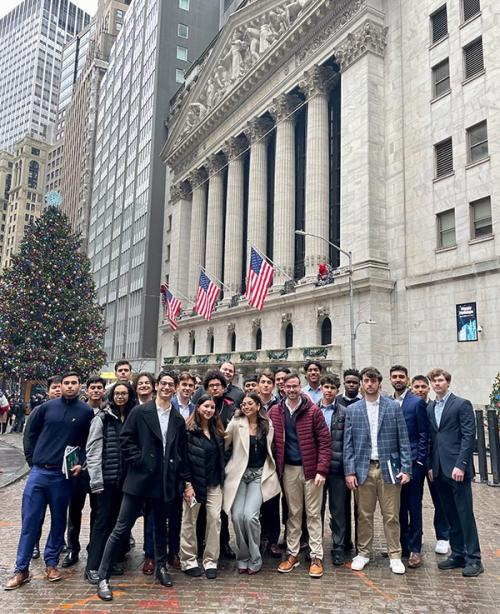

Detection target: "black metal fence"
[474, 408, 500, 486]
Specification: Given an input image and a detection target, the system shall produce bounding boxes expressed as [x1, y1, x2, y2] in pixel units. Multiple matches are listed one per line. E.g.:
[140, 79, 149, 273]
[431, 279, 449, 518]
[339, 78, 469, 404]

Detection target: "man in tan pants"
[343, 367, 412, 574]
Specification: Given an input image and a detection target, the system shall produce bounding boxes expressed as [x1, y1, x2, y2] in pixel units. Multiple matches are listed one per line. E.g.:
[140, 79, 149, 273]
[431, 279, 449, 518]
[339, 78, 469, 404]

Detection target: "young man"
[243, 375, 258, 394]
[319, 374, 349, 565]
[134, 372, 155, 405]
[268, 373, 331, 578]
[97, 371, 188, 601]
[343, 367, 411, 575]
[171, 371, 195, 420]
[274, 367, 291, 400]
[301, 361, 323, 405]
[192, 361, 244, 408]
[114, 360, 133, 383]
[336, 369, 362, 409]
[427, 368, 483, 577]
[6, 373, 93, 590]
[258, 369, 279, 412]
[411, 374, 450, 555]
[61, 376, 107, 568]
[389, 366, 428, 569]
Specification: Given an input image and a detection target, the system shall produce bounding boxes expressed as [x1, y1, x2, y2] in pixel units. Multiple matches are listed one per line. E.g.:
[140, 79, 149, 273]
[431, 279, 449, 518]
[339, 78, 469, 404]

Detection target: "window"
[321, 318, 332, 345]
[28, 160, 40, 189]
[462, 0, 480, 22]
[285, 323, 293, 348]
[431, 6, 448, 44]
[176, 45, 188, 61]
[175, 68, 185, 84]
[31, 147, 40, 156]
[191, 335, 196, 355]
[255, 328, 262, 350]
[467, 121, 488, 163]
[464, 38, 484, 79]
[177, 23, 189, 38]
[179, 0, 190, 9]
[470, 197, 492, 238]
[434, 138, 453, 178]
[437, 209, 456, 248]
[432, 59, 450, 97]
[230, 332, 236, 352]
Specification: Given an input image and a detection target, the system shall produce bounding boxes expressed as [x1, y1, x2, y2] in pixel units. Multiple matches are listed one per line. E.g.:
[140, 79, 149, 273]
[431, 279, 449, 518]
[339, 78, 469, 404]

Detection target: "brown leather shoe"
[45, 566, 62, 582]
[142, 557, 155, 575]
[309, 557, 324, 578]
[168, 553, 181, 570]
[277, 555, 300, 573]
[408, 552, 422, 569]
[4, 571, 30, 590]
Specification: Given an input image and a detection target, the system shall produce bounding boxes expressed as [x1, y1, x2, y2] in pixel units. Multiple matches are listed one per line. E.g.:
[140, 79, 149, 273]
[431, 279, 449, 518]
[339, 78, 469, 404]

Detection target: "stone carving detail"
[206, 152, 226, 174]
[171, 181, 191, 203]
[189, 167, 207, 190]
[245, 117, 274, 143]
[334, 21, 388, 71]
[227, 322, 236, 333]
[299, 65, 337, 98]
[251, 317, 261, 330]
[206, 326, 214, 337]
[269, 93, 302, 122]
[317, 306, 330, 320]
[223, 135, 248, 161]
[281, 312, 292, 324]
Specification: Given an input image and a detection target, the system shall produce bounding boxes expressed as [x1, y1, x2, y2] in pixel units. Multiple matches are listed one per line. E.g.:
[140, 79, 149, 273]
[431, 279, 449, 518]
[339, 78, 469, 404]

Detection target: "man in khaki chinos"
[343, 367, 412, 575]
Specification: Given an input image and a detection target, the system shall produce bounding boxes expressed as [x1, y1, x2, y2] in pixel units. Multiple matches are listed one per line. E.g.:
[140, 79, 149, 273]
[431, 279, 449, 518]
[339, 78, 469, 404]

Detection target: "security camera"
[477, 324, 483, 333]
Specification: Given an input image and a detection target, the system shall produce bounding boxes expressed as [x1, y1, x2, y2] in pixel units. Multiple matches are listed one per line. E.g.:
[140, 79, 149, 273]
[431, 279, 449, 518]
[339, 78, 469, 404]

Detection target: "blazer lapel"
[428, 400, 438, 431]
[164, 411, 179, 457]
[240, 417, 250, 457]
[143, 403, 163, 442]
[360, 400, 370, 432]
[438, 393, 455, 429]
[377, 397, 387, 434]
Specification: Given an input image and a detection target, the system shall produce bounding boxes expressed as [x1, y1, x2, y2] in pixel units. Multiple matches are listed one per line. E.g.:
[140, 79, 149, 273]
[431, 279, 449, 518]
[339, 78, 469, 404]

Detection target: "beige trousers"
[282, 464, 324, 559]
[179, 485, 222, 570]
[355, 461, 402, 559]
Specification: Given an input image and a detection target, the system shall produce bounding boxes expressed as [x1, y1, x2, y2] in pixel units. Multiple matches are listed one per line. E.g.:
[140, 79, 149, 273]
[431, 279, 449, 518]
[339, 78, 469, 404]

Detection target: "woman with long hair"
[224, 392, 280, 574]
[179, 394, 225, 580]
[85, 381, 137, 584]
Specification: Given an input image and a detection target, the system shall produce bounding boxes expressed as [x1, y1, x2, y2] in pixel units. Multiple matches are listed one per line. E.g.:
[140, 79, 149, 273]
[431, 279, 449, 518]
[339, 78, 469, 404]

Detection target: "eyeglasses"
[114, 392, 129, 397]
[207, 383, 223, 389]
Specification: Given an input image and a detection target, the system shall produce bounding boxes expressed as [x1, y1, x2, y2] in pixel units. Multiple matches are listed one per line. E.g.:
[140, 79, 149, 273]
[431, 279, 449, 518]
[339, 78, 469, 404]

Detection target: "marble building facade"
[159, 0, 499, 406]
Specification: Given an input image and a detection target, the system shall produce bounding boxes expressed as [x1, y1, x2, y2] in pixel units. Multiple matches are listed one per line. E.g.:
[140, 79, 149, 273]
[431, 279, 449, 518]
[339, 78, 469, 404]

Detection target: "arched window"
[285, 323, 293, 348]
[191, 335, 196, 355]
[231, 332, 236, 352]
[209, 334, 214, 354]
[321, 317, 332, 345]
[255, 328, 262, 350]
[174, 338, 179, 356]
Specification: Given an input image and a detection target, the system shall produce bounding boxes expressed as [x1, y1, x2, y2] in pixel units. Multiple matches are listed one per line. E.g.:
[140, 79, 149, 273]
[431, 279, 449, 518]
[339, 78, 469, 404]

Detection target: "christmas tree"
[0, 206, 106, 380]
[490, 372, 500, 411]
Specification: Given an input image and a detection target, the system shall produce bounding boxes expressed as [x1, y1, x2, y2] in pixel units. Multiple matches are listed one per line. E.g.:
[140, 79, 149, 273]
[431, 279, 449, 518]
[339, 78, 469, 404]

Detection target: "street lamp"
[354, 319, 377, 339]
[294, 230, 356, 368]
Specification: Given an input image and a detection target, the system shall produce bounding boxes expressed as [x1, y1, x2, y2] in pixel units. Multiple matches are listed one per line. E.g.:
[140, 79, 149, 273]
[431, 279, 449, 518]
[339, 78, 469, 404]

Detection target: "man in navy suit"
[390, 366, 428, 569]
[344, 367, 412, 575]
[427, 368, 483, 577]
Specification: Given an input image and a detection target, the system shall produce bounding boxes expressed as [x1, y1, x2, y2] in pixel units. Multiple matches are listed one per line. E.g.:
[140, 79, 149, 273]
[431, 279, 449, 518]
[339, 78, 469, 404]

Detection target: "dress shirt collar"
[435, 391, 451, 406]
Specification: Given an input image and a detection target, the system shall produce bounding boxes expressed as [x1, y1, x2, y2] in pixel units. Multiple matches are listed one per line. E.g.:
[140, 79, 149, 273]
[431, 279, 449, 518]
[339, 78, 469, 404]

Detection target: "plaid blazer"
[343, 395, 412, 484]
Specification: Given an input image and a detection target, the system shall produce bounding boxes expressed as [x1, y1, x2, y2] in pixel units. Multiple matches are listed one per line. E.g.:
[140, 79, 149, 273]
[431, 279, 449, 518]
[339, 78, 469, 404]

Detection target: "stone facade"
[160, 0, 499, 405]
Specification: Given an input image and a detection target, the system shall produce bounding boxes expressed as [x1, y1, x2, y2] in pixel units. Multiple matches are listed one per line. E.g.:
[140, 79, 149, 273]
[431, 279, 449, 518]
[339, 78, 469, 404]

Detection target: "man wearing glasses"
[96, 371, 188, 602]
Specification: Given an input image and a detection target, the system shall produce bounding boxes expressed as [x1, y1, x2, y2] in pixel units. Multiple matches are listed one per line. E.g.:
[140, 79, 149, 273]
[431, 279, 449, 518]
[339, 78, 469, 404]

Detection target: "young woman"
[85, 381, 137, 584]
[180, 394, 225, 580]
[224, 392, 280, 574]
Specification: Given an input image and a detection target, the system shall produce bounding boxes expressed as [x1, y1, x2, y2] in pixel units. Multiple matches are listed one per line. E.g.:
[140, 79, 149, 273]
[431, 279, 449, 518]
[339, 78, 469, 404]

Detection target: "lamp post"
[354, 319, 376, 367]
[294, 230, 356, 368]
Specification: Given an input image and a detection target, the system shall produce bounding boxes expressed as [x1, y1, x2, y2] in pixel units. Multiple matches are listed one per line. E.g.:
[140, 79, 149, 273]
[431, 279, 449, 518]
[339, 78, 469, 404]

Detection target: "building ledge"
[405, 256, 500, 289]
[465, 156, 489, 170]
[468, 234, 494, 246]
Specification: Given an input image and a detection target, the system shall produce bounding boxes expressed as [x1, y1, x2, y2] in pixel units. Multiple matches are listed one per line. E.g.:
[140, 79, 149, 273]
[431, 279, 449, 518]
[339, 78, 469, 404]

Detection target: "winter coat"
[185, 426, 225, 504]
[328, 401, 346, 476]
[268, 395, 332, 480]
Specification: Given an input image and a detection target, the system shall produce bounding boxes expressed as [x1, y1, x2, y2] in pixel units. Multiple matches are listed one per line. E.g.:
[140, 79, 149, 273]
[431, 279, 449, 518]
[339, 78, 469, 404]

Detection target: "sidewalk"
[0, 433, 29, 488]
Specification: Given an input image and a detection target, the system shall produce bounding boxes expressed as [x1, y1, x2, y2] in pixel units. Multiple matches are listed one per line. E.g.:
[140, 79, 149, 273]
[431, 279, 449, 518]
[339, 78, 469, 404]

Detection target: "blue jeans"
[15, 466, 71, 572]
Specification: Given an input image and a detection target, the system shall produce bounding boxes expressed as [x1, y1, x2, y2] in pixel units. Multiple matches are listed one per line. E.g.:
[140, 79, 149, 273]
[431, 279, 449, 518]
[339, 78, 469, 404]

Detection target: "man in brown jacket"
[268, 373, 331, 578]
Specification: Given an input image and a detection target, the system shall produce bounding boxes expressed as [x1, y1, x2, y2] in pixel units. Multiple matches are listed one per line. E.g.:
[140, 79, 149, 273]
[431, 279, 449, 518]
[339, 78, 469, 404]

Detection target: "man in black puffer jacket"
[319, 374, 349, 565]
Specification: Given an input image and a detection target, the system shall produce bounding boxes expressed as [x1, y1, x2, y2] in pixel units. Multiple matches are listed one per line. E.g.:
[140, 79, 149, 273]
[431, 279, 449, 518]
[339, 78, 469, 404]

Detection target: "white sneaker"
[351, 555, 370, 571]
[389, 558, 406, 574]
[435, 540, 450, 555]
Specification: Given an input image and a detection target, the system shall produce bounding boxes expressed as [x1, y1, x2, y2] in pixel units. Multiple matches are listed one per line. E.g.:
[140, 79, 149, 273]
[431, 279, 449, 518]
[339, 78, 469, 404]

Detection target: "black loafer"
[331, 551, 345, 566]
[438, 556, 466, 570]
[61, 551, 79, 568]
[156, 566, 173, 587]
[97, 579, 113, 601]
[111, 563, 124, 576]
[184, 567, 202, 577]
[205, 568, 217, 580]
[462, 562, 484, 577]
[84, 569, 100, 585]
[220, 545, 236, 560]
[32, 544, 40, 560]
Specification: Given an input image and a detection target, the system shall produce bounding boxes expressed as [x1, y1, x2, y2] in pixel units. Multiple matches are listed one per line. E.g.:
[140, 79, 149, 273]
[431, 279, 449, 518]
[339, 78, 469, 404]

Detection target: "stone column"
[270, 93, 301, 284]
[169, 180, 192, 297]
[187, 168, 207, 300]
[300, 65, 336, 278]
[204, 153, 226, 283]
[246, 117, 273, 256]
[223, 135, 247, 295]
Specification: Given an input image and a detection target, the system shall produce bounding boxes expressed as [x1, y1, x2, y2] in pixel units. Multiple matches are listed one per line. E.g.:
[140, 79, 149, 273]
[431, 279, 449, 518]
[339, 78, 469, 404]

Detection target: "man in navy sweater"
[5, 372, 93, 591]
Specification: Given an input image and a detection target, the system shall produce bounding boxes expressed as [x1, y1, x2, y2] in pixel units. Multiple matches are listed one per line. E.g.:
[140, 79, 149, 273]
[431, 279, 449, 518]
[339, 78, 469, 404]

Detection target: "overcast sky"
[0, 0, 98, 18]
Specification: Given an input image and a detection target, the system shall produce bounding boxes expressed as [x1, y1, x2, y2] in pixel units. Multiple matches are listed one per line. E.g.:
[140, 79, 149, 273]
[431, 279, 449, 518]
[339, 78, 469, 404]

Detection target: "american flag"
[245, 247, 274, 311]
[194, 271, 220, 320]
[160, 284, 181, 331]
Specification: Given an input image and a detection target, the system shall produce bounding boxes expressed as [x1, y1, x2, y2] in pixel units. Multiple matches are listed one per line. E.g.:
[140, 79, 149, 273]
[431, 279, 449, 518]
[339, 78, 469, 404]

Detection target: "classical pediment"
[165, 0, 318, 154]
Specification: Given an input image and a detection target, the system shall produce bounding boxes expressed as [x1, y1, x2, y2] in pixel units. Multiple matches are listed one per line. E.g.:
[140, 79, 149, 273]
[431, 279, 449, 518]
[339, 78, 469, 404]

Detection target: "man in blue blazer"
[390, 365, 429, 569]
[427, 368, 483, 577]
[344, 367, 412, 575]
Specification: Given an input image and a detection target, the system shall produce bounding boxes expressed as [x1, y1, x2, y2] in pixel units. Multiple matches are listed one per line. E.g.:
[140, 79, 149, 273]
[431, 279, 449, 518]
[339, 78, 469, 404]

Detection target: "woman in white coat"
[224, 392, 281, 574]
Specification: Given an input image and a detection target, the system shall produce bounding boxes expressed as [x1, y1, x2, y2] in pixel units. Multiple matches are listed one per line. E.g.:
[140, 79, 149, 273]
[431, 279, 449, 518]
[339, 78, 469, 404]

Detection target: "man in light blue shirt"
[302, 360, 323, 405]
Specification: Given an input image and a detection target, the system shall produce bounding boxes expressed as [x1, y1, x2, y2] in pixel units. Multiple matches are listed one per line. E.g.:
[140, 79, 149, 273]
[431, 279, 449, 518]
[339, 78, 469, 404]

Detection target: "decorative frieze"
[299, 65, 337, 99]
[269, 92, 302, 122]
[334, 20, 388, 71]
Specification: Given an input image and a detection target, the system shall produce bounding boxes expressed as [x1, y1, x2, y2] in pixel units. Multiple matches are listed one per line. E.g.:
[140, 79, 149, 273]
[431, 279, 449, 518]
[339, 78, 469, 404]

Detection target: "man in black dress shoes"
[96, 371, 188, 601]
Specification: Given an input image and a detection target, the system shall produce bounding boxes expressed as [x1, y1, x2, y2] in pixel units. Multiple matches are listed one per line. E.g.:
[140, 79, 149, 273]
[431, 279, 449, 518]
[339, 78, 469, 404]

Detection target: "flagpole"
[251, 245, 295, 283]
[200, 265, 232, 294]
[167, 286, 194, 306]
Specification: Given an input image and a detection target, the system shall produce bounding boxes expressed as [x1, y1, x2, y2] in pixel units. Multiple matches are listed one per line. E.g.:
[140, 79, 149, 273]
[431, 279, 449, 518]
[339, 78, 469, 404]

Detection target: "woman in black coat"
[180, 394, 225, 580]
[85, 381, 136, 583]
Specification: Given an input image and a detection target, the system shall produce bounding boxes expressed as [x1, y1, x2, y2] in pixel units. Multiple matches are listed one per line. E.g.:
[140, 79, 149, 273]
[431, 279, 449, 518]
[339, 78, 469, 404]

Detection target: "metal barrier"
[487, 409, 500, 485]
[475, 410, 488, 483]
[475, 408, 500, 486]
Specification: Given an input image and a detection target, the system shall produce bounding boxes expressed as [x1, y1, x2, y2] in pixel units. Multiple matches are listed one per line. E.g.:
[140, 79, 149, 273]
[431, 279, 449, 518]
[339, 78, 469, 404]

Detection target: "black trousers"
[426, 475, 450, 541]
[435, 475, 481, 563]
[400, 461, 425, 553]
[261, 494, 281, 545]
[98, 493, 168, 580]
[143, 493, 182, 559]
[66, 470, 95, 554]
[86, 485, 123, 570]
[322, 473, 348, 552]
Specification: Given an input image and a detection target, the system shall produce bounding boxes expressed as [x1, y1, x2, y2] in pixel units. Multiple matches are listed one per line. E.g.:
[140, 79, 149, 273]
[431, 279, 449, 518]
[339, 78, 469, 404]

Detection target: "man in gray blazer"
[344, 367, 411, 574]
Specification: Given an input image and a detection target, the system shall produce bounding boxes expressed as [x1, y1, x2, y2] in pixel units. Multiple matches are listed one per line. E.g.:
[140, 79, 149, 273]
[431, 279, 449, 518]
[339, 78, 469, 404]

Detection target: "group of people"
[0, 389, 28, 434]
[4, 358, 483, 602]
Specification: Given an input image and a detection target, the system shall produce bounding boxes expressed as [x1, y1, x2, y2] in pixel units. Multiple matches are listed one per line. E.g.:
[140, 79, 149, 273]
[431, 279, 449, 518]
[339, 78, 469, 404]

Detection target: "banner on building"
[456, 302, 478, 342]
